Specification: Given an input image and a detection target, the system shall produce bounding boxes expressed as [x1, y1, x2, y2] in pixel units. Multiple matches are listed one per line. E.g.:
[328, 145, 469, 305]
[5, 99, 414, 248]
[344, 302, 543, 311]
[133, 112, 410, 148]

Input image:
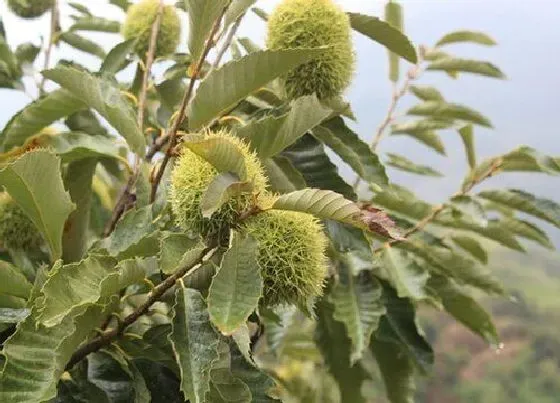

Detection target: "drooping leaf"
[386, 153, 442, 177]
[451, 236, 488, 264]
[0, 150, 75, 260]
[380, 246, 430, 300]
[0, 261, 32, 299]
[384, 1, 403, 82]
[186, 0, 230, 62]
[169, 286, 221, 403]
[206, 341, 252, 402]
[449, 194, 488, 227]
[59, 32, 107, 59]
[478, 189, 560, 228]
[371, 186, 433, 221]
[237, 95, 331, 159]
[408, 101, 492, 127]
[1, 89, 85, 151]
[331, 259, 385, 364]
[201, 173, 253, 218]
[251, 6, 268, 21]
[348, 12, 417, 63]
[391, 118, 453, 133]
[458, 124, 476, 169]
[43, 66, 145, 155]
[500, 146, 560, 174]
[100, 39, 136, 77]
[391, 129, 446, 155]
[427, 57, 505, 79]
[188, 48, 326, 130]
[225, 0, 257, 26]
[408, 85, 444, 101]
[208, 233, 262, 335]
[263, 156, 306, 194]
[158, 232, 207, 276]
[499, 217, 554, 249]
[14, 43, 40, 66]
[436, 30, 497, 47]
[69, 16, 120, 33]
[313, 117, 389, 186]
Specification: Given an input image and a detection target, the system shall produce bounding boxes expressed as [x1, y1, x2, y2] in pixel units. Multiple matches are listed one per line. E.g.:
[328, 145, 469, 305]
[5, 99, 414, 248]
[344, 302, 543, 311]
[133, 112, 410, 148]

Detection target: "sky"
[1, 0, 559, 243]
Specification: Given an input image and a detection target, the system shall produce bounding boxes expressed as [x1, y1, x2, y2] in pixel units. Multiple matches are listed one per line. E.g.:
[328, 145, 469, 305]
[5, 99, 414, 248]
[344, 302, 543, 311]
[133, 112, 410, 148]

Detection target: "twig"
[145, 133, 170, 161]
[150, 4, 230, 202]
[65, 247, 216, 370]
[38, 0, 59, 94]
[212, 13, 245, 70]
[103, 1, 165, 237]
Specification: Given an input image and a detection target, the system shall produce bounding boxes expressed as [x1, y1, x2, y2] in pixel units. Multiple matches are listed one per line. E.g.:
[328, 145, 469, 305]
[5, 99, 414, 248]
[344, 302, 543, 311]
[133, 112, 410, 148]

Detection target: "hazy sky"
[1, 0, 559, 241]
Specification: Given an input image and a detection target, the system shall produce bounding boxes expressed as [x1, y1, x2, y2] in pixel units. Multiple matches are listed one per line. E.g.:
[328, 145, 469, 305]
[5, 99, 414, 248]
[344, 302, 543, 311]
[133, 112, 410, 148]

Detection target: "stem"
[212, 13, 245, 70]
[66, 247, 216, 370]
[150, 4, 230, 203]
[38, 0, 59, 94]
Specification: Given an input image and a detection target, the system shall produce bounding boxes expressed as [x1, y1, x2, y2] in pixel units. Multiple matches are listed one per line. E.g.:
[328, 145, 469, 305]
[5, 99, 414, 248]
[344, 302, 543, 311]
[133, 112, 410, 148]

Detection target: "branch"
[212, 13, 245, 70]
[65, 246, 216, 370]
[150, 4, 230, 202]
[38, 0, 59, 94]
[103, 1, 165, 237]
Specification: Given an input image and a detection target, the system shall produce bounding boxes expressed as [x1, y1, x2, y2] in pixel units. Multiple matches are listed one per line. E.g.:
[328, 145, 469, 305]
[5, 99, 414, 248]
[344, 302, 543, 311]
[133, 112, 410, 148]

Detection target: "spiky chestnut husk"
[243, 209, 328, 307]
[0, 194, 42, 250]
[122, 0, 181, 58]
[266, 0, 355, 100]
[170, 130, 268, 238]
[7, 0, 53, 19]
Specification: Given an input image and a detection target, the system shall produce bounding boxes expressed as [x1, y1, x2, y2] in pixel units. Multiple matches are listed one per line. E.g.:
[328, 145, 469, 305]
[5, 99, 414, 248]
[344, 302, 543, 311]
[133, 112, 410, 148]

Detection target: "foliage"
[0, 0, 557, 402]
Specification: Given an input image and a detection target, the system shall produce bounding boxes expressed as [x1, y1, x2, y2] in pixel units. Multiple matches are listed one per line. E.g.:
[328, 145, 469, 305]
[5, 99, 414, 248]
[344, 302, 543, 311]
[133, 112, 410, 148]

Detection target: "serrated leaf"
[500, 146, 560, 174]
[478, 189, 560, 228]
[384, 1, 403, 82]
[189, 48, 326, 130]
[159, 232, 207, 275]
[348, 12, 417, 63]
[208, 233, 261, 335]
[0, 261, 32, 299]
[428, 276, 498, 344]
[206, 341, 252, 402]
[391, 129, 446, 155]
[386, 153, 442, 177]
[183, 135, 248, 180]
[0, 150, 74, 260]
[1, 89, 86, 151]
[380, 246, 430, 300]
[451, 236, 488, 264]
[372, 186, 433, 221]
[427, 57, 505, 79]
[170, 286, 221, 403]
[391, 118, 453, 134]
[43, 66, 145, 155]
[449, 194, 488, 227]
[500, 217, 554, 249]
[225, 0, 257, 26]
[69, 16, 120, 33]
[100, 39, 136, 77]
[458, 124, 476, 169]
[237, 95, 331, 159]
[263, 156, 306, 194]
[436, 30, 497, 47]
[201, 173, 253, 218]
[37, 256, 146, 327]
[282, 134, 356, 200]
[313, 117, 389, 186]
[186, 0, 229, 61]
[59, 32, 106, 59]
[35, 131, 125, 163]
[331, 260, 385, 364]
[408, 101, 492, 127]
[408, 85, 444, 101]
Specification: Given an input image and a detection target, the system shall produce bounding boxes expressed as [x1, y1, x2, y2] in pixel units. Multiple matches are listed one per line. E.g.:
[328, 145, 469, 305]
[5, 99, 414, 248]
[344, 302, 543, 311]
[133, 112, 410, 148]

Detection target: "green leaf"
[428, 276, 498, 344]
[100, 39, 136, 77]
[427, 57, 505, 79]
[186, 0, 229, 61]
[69, 16, 120, 33]
[62, 158, 97, 263]
[0, 304, 108, 403]
[391, 118, 454, 133]
[43, 66, 145, 155]
[109, 0, 130, 11]
[251, 6, 268, 21]
[225, 0, 257, 26]
[201, 173, 253, 218]
[1, 89, 85, 151]
[188, 48, 327, 130]
[208, 233, 262, 335]
[159, 232, 207, 275]
[449, 194, 488, 227]
[169, 286, 221, 403]
[0, 261, 32, 299]
[386, 153, 442, 177]
[348, 12, 417, 63]
[408, 101, 492, 127]
[436, 30, 497, 47]
[391, 129, 446, 155]
[206, 341, 252, 402]
[380, 246, 430, 300]
[408, 85, 444, 101]
[331, 260, 385, 364]
[451, 236, 488, 264]
[263, 156, 306, 194]
[237, 95, 331, 159]
[59, 32, 106, 59]
[38, 131, 126, 163]
[15, 43, 40, 65]
[0, 150, 75, 260]
[384, 1, 403, 82]
[371, 186, 433, 221]
[0, 307, 29, 323]
[478, 189, 560, 228]
[183, 135, 248, 180]
[458, 124, 476, 169]
[313, 117, 389, 185]
[282, 134, 356, 200]
[37, 256, 146, 327]
[499, 217, 554, 249]
[500, 146, 560, 174]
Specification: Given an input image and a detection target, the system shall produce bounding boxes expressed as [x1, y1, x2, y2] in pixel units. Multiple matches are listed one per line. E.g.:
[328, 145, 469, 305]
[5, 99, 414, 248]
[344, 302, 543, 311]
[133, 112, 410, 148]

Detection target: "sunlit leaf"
[100, 39, 136, 77]
[408, 85, 444, 101]
[59, 32, 106, 59]
[436, 30, 497, 47]
[186, 0, 230, 61]
[427, 57, 505, 79]
[500, 146, 560, 174]
[69, 16, 120, 33]
[458, 124, 476, 169]
[225, 0, 257, 26]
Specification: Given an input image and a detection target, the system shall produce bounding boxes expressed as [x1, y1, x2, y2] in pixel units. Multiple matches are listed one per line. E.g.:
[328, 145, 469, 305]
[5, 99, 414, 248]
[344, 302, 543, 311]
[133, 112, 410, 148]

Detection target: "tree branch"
[65, 246, 216, 370]
[150, 4, 230, 202]
[212, 12, 245, 70]
[38, 0, 59, 94]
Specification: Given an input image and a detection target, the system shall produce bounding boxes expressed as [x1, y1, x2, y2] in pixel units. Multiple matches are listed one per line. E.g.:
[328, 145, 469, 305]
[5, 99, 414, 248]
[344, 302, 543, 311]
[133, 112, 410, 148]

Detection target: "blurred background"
[1, 1, 559, 401]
